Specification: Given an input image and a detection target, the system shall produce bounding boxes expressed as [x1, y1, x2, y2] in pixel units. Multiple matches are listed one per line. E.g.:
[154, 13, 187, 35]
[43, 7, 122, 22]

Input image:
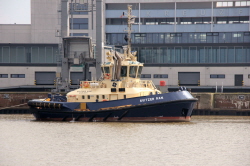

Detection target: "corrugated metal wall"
[35, 72, 56, 85]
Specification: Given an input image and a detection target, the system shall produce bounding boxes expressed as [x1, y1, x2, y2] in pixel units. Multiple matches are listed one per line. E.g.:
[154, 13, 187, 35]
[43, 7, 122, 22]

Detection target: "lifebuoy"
[105, 73, 110, 79]
[84, 82, 90, 88]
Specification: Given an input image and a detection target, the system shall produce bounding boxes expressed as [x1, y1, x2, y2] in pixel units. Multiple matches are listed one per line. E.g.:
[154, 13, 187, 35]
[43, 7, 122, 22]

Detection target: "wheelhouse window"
[129, 66, 137, 78]
[103, 67, 110, 73]
[121, 66, 127, 77]
[137, 66, 143, 78]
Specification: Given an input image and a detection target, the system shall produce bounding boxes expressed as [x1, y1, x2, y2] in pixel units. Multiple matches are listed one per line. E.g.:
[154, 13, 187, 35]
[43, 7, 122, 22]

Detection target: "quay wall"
[0, 92, 250, 115]
[0, 92, 48, 114]
[191, 93, 250, 116]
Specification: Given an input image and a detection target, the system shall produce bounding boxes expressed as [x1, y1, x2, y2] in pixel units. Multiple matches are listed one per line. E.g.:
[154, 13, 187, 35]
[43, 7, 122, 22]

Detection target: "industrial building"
[0, 0, 250, 92]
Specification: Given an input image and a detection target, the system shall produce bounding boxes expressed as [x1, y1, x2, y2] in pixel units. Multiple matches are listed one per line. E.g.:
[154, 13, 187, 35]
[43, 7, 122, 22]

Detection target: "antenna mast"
[124, 5, 137, 61]
[127, 5, 132, 53]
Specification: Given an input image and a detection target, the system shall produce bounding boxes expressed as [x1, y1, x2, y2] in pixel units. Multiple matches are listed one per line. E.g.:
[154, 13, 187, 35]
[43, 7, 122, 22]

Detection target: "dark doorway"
[178, 72, 200, 86]
[70, 72, 84, 85]
[235, 75, 243, 86]
[35, 72, 56, 85]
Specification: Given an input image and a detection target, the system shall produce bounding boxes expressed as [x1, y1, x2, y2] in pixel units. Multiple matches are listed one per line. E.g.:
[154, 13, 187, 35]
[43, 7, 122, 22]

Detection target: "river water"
[0, 115, 249, 166]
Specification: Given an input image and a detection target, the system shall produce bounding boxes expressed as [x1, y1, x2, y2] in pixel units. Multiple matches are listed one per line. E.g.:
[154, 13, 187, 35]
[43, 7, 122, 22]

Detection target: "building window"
[106, 33, 250, 64]
[107, 31, 250, 45]
[206, 32, 219, 36]
[210, 74, 225, 78]
[217, 17, 227, 24]
[141, 74, 151, 78]
[70, 33, 88, 36]
[107, 16, 247, 25]
[134, 33, 146, 44]
[107, 18, 141, 25]
[157, 18, 175, 25]
[0, 45, 58, 64]
[180, 18, 192, 24]
[145, 18, 157, 25]
[170, 33, 182, 37]
[235, 1, 250, 6]
[240, 17, 249, 24]
[216, 2, 233, 7]
[244, 32, 250, 36]
[0, 74, 8, 78]
[153, 74, 168, 78]
[11, 74, 25, 78]
[70, 18, 88, 29]
[216, 17, 249, 24]
[192, 18, 203, 24]
[228, 17, 240, 24]
[69, 3, 88, 15]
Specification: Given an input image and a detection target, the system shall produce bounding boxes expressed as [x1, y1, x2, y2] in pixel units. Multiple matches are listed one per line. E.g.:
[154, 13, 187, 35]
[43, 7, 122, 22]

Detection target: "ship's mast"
[127, 5, 132, 54]
[125, 5, 136, 60]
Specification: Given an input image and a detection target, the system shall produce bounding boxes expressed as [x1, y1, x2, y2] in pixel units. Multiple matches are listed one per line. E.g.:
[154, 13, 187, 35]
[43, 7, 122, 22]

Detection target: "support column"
[60, 0, 70, 92]
[95, 0, 105, 79]
[174, 2, 176, 32]
[211, 1, 214, 32]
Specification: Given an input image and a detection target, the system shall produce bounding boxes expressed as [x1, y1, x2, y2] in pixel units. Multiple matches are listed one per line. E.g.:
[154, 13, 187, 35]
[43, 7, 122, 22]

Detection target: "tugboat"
[28, 5, 197, 122]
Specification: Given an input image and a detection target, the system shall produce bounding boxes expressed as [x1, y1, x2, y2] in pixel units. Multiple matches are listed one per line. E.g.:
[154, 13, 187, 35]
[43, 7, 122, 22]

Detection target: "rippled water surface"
[0, 115, 250, 166]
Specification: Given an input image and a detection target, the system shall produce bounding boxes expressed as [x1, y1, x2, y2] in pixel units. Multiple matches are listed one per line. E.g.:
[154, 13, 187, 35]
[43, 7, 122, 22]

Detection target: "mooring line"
[0, 103, 28, 110]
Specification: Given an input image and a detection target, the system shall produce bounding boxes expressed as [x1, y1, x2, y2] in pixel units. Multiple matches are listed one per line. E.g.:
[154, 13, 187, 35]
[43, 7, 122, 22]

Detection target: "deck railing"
[80, 80, 156, 89]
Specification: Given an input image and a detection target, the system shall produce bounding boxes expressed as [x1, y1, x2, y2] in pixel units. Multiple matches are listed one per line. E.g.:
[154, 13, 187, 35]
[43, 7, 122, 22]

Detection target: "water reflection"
[0, 115, 249, 166]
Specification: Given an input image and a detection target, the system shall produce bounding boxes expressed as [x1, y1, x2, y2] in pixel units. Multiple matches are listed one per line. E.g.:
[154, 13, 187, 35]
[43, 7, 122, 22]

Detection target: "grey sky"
[0, 0, 31, 24]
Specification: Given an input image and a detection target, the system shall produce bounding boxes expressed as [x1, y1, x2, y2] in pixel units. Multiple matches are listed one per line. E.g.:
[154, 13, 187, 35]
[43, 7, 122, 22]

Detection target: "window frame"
[153, 74, 168, 78]
[141, 74, 151, 78]
[0, 74, 8, 78]
[210, 74, 225, 78]
[11, 74, 25, 78]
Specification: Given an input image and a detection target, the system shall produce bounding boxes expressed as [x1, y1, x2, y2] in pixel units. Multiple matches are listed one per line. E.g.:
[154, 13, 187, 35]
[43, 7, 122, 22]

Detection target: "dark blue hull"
[28, 91, 197, 122]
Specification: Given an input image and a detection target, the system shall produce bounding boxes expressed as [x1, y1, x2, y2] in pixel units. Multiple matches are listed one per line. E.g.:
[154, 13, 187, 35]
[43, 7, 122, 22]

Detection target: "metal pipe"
[115, 51, 122, 80]
[71, 0, 74, 36]
[139, 3, 140, 33]
[211, 1, 213, 32]
[96, 0, 104, 79]
[174, 2, 176, 32]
